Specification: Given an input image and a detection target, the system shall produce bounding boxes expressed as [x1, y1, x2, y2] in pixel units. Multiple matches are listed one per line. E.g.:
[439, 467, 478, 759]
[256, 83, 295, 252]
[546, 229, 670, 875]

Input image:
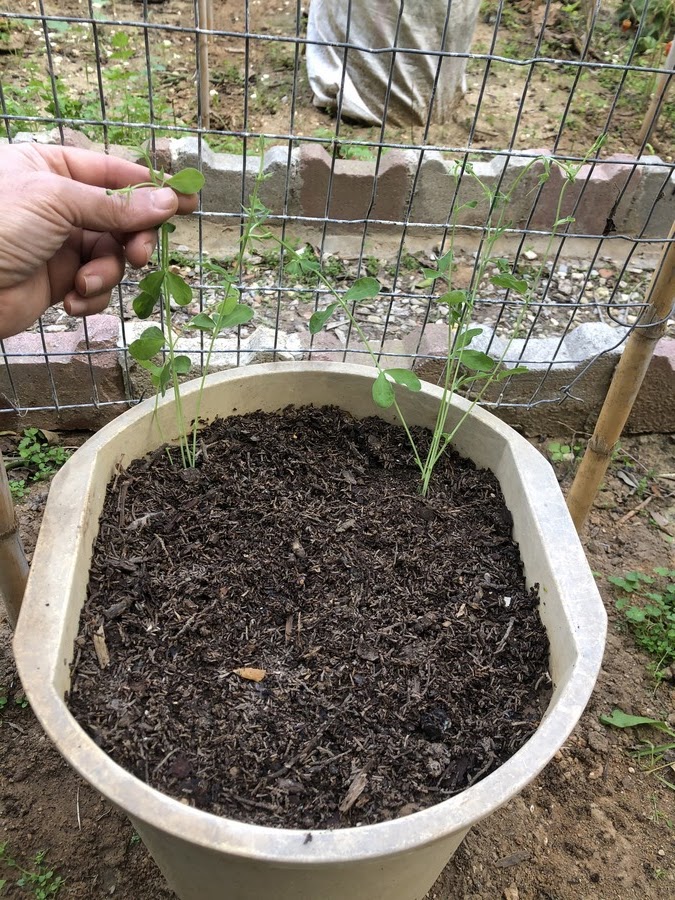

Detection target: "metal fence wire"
[0, 0, 673, 425]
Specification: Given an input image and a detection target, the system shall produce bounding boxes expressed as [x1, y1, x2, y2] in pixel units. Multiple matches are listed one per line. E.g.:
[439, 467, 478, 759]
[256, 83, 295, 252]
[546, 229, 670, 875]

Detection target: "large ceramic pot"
[13, 362, 606, 900]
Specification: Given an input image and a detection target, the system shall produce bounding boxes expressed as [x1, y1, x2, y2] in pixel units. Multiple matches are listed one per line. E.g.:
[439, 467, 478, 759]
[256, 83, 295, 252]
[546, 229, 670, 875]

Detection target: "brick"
[625, 156, 675, 239]
[297, 145, 415, 223]
[171, 136, 259, 216]
[405, 321, 630, 435]
[627, 337, 675, 433]
[260, 145, 298, 216]
[142, 138, 173, 174]
[0, 316, 127, 431]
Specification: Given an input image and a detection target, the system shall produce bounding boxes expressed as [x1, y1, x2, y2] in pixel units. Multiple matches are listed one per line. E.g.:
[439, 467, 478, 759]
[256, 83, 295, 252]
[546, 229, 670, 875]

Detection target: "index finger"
[34, 145, 199, 215]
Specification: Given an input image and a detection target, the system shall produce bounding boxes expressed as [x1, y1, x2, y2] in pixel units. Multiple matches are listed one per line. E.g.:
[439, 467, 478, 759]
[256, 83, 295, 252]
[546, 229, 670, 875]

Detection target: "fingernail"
[83, 275, 103, 296]
[151, 187, 177, 212]
[66, 298, 87, 316]
[143, 240, 155, 263]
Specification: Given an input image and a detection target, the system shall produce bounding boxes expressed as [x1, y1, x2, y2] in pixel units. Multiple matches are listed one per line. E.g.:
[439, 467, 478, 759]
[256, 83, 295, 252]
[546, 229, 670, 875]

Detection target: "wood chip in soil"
[68, 405, 551, 829]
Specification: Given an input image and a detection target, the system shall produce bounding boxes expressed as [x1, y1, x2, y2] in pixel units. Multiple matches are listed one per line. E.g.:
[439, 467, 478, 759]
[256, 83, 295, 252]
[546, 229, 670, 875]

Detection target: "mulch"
[68, 405, 550, 829]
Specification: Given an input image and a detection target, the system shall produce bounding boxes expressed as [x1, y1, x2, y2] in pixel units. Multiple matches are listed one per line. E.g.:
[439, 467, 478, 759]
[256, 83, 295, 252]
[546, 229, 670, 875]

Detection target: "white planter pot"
[13, 362, 606, 900]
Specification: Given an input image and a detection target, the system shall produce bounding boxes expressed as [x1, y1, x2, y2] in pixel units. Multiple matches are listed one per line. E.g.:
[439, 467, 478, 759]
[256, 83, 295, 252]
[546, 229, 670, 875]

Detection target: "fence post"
[567, 222, 675, 531]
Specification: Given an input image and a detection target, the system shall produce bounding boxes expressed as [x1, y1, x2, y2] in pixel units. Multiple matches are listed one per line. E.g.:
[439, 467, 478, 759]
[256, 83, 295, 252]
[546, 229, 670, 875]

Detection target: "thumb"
[51, 178, 180, 234]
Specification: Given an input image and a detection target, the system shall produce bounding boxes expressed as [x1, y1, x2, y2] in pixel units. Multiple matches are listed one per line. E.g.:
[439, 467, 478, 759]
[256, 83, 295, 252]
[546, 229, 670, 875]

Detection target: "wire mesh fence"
[0, 0, 673, 425]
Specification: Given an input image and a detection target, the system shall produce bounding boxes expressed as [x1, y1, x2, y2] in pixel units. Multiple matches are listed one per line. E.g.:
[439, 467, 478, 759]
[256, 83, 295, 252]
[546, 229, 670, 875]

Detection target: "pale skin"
[0, 143, 198, 340]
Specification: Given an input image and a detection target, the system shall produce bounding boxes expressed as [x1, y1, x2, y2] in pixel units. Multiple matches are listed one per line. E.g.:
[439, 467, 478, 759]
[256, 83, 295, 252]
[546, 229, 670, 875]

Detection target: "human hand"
[0, 143, 199, 340]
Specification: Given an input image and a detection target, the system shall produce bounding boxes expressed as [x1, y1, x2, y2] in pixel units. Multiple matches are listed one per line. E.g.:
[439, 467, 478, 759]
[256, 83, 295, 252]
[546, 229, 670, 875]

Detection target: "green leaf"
[436, 289, 467, 307]
[454, 327, 483, 350]
[372, 370, 395, 408]
[165, 272, 192, 306]
[139, 270, 165, 299]
[459, 350, 496, 373]
[187, 313, 216, 333]
[173, 355, 192, 375]
[385, 369, 422, 392]
[216, 303, 254, 330]
[491, 273, 529, 296]
[554, 215, 575, 227]
[421, 267, 442, 282]
[343, 277, 380, 302]
[600, 709, 669, 731]
[625, 607, 646, 623]
[437, 250, 454, 273]
[495, 364, 528, 380]
[165, 167, 205, 193]
[218, 286, 239, 317]
[309, 303, 338, 335]
[132, 291, 157, 319]
[155, 361, 172, 395]
[128, 326, 165, 361]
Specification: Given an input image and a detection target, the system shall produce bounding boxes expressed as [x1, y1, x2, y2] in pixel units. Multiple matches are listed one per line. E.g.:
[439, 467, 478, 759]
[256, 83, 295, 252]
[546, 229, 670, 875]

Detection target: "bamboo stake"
[567, 222, 675, 531]
[0, 449, 29, 629]
[197, 0, 212, 131]
[638, 37, 675, 149]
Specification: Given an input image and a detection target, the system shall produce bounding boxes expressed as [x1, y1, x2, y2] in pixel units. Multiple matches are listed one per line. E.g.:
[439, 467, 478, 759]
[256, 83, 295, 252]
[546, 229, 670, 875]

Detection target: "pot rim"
[13, 362, 606, 864]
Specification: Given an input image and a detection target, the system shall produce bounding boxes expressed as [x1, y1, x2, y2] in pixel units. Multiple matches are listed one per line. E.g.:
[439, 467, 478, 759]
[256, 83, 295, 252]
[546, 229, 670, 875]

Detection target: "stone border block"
[171, 137, 260, 215]
[624, 156, 675, 238]
[0, 316, 126, 430]
[4, 130, 673, 238]
[296, 144, 417, 223]
[260, 145, 300, 216]
[628, 338, 675, 433]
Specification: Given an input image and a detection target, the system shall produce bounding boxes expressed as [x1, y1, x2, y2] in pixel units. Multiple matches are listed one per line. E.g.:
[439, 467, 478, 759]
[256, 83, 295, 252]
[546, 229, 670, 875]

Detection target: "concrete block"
[404, 320, 632, 435]
[296, 145, 415, 223]
[408, 151, 451, 225]
[526, 156, 638, 237]
[13, 127, 92, 149]
[171, 137, 259, 216]
[0, 316, 127, 430]
[625, 157, 675, 239]
[260, 145, 298, 216]
[142, 138, 173, 174]
[627, 338, 675, 433]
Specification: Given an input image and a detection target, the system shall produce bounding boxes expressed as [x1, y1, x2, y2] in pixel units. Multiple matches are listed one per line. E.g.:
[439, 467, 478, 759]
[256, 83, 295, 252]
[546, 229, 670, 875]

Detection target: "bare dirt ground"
[1, 430, 674, 898]
[1, 0, 673, 159]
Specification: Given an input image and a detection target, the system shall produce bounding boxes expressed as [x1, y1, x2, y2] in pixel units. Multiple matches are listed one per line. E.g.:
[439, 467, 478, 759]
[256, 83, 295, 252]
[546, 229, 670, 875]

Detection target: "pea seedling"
[116, 148, 255, 467]
[270, 135, 607, 495]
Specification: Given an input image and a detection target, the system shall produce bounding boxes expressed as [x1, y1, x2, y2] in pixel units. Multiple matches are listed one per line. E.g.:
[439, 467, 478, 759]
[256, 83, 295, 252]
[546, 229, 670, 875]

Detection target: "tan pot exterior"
[13, 362, 606, 900]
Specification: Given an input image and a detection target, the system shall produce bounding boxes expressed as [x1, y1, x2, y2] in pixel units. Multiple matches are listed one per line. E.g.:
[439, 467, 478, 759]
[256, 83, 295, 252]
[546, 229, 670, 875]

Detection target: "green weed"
[0, 844, 65, 897]
[609, 567, 675, 680]
[548, 440, 583, 464]
[600, 708, 675, 791]
[5, 428, 70, 496]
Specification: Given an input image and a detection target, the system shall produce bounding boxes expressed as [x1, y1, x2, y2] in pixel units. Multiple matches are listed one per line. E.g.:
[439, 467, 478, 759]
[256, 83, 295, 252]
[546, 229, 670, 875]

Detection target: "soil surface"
[68, 407, 549, 829]
[1, 428, 674, 897]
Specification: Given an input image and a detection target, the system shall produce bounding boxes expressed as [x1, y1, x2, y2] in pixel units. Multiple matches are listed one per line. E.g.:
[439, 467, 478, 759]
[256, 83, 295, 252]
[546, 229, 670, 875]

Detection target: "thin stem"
[159, 223, 190, 467]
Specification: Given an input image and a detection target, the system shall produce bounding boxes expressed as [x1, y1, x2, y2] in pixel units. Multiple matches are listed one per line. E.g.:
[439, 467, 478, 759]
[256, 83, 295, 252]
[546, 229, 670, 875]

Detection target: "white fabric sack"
[306, 0, 481, 126]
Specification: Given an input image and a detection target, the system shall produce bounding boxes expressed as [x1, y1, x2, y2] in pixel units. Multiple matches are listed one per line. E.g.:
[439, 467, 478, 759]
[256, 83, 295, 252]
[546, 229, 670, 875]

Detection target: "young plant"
[4, 428, 70, 497]
[297, 136, 607, 495]
[600, 708, 675, 791]
[0, 843, 65, 897]
[124, 148, 262, 467]
[609, 567, 675, 681]
[548, 440, 583, 464]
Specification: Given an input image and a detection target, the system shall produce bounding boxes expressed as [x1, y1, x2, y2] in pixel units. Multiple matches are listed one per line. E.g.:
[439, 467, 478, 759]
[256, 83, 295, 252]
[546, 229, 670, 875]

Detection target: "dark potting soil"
[68, 405, 550, 829]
